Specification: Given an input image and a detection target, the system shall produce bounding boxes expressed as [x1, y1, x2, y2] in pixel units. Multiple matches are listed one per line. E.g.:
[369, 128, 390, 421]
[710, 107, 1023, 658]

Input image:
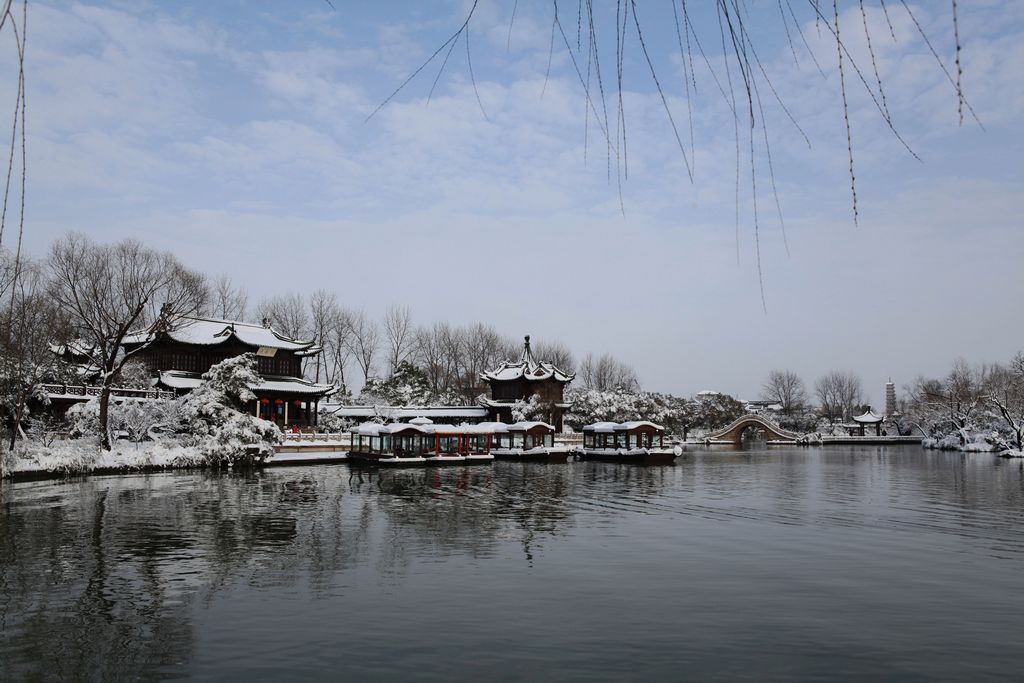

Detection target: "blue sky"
[4, 1, 1023, 405]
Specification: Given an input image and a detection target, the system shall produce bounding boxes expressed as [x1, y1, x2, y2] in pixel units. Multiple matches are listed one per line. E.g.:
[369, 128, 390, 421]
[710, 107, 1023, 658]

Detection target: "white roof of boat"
[320, 404, 489, 419]
[507, 421, 556, 432]
[350, 423, 428, 436]
[582, 420, 664, 432]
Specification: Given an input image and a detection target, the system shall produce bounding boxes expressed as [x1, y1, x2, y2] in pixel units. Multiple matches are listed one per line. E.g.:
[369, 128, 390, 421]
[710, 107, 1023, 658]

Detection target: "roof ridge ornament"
[520, 334, 538, 371]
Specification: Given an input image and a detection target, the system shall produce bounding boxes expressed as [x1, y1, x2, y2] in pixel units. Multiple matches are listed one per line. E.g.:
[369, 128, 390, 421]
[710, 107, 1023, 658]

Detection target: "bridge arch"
[705, 414, 801, 444]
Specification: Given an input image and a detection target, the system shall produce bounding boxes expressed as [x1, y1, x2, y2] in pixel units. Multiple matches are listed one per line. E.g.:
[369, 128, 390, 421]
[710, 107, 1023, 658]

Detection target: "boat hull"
[492, 447, 571, 463]
[578, 447, 679, 465]
[348, 451, 428, 467]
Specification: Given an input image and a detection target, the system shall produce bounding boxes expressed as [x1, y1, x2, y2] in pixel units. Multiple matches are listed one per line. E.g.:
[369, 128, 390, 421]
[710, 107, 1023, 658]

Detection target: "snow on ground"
[4, 438, 205, 476]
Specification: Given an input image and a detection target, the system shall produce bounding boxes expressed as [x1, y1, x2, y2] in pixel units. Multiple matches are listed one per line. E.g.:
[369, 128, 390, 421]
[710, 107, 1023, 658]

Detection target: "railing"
[283, 432, 351, 444]
[39, 384, 177, 401]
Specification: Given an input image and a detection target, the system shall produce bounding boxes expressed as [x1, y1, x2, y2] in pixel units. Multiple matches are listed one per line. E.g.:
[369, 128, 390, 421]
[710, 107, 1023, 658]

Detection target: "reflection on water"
[2, 448, 1023, 681]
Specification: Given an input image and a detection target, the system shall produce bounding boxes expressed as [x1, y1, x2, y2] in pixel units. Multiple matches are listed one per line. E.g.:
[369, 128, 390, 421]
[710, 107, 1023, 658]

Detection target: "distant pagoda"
[885, 379, 897, 417]
[480, 335, 574, 430]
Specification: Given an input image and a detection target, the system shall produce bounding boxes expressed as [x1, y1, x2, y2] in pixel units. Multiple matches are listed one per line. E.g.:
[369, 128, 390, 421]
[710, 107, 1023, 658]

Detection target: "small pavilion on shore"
[849, 408, 885, 436]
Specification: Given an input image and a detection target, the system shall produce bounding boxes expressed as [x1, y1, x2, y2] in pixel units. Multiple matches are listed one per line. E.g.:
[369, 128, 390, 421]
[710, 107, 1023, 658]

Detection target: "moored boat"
[578, 421, 680, 464]
[421, 423, 490, 464]
[348, 423, 429, 466]
[491, 421, 571, 463]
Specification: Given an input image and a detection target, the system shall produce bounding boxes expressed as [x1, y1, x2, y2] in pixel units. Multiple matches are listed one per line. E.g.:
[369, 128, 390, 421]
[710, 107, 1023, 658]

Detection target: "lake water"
[2, 446, 1023, 681]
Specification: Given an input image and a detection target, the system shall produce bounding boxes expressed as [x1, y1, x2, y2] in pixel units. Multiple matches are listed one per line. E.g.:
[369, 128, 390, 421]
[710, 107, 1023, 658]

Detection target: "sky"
[2, 0, 1022, 406]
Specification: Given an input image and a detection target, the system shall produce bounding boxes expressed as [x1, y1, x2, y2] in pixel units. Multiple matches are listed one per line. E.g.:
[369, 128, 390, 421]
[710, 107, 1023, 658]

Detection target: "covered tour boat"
[347, 422, 497, 466]
[348, 423, 429, 466]
[578, 421, 680, 464]
[490, 421, 571, 463]
[426, 423, 495, 465]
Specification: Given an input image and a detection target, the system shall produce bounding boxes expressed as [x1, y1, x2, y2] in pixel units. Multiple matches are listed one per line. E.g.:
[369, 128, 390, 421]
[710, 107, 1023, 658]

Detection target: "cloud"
[8, 0, 1024, 403]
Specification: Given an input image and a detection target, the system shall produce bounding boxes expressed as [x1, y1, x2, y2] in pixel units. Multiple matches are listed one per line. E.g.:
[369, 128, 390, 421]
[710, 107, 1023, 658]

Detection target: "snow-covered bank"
[920, 429, 1022, 456]
[3, 438, 206, 478]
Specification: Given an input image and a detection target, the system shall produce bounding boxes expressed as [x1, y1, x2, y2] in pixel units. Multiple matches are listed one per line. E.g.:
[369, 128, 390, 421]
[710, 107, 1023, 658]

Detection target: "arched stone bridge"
[705, 415, 802, 444]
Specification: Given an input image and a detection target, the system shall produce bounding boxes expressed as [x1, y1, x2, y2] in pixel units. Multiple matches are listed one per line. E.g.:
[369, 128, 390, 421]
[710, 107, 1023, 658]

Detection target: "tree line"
[0, 233, 643, 450]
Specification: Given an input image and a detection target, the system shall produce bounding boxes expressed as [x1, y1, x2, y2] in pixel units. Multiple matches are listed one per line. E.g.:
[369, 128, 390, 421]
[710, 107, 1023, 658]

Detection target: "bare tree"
[256, 292, 309, 340]
[815, 370, 864, 422]
[382, 304, 415, 377]
[347, 309, 380, 384]
[206, 274, 248, 321]
[413, 321, 467, 400]
[760, 369, 807, 415]
[458, 322, 506, 401]
[533, 339, 575, 374]
[323, 306, 354, 391]
[308, 289, 342, 383]
[579, 352, 640, 392]
[0, 255, 69, 453]
[47, 233, 207, 450]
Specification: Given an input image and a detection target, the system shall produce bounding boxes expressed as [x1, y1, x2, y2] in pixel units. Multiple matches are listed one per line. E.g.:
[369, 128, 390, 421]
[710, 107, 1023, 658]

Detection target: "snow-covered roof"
[157, 370, 335, 396]
[583, 421, 621, 433]
[350, 421, 512, 436]
[480, 335, 574, 384]
[480, 397, 573, 409]
[583, 420, 665, 433]
[321, 404, 489, 420]
[124, 316, 319, 353]
[696, 390, 721, 397]
[507, 421, 555, 433]
[852, 409, 884, 423]
[49, 339, 95, 358]
[617, 421, 664, 431]
[350, 423, 427, 436]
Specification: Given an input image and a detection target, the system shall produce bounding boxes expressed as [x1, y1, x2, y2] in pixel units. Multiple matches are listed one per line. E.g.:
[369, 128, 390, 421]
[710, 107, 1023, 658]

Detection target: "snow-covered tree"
[359, 361, 463, 407]
[177, 354, 281, 464]
[47, 233, 207, 451]
[114, 359, 153, 390]
[987, 352, 1024, 452]
[691, 392, 746, 430]
[564, 387, 694, 436]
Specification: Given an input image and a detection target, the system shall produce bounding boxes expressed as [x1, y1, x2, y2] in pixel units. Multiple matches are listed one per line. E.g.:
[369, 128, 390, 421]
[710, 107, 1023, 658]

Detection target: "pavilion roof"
[480, 335, 574, 384]
[852, 409, 884, 423]
[156, 370, 335, 397]
[123, 316, 320, 354]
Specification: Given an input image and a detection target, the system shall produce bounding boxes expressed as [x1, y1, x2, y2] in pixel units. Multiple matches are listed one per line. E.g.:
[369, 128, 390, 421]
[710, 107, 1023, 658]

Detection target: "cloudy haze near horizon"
[4, 0, 1022, 406]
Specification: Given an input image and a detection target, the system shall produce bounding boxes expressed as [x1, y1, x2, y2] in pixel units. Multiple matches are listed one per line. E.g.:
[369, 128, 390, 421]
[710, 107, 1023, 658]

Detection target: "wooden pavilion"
[479, 335, 574, 430]
[122, 316, 336, 429]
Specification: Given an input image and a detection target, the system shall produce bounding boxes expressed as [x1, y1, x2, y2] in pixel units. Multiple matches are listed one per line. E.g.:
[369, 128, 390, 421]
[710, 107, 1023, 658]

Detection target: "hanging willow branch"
[0, 0, 27, 331]
[370, 0, 978, 308]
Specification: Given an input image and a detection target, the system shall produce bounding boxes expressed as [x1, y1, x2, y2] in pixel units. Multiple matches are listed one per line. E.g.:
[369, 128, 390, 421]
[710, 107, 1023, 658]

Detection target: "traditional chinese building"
[122, 316, 335, 428]
[479, 335, 574, 430]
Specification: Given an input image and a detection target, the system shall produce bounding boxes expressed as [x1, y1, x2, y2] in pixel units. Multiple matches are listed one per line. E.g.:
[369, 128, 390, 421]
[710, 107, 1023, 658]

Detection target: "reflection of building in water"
[885, 380, 897, 417]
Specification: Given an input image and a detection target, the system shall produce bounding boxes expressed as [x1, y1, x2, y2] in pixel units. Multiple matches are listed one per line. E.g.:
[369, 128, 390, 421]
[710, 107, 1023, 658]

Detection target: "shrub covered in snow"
[317, 410, 354, 433]
[359, 361, 465, 406]
[176, 354, 281, 464]
[564, 388, 697, 436]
